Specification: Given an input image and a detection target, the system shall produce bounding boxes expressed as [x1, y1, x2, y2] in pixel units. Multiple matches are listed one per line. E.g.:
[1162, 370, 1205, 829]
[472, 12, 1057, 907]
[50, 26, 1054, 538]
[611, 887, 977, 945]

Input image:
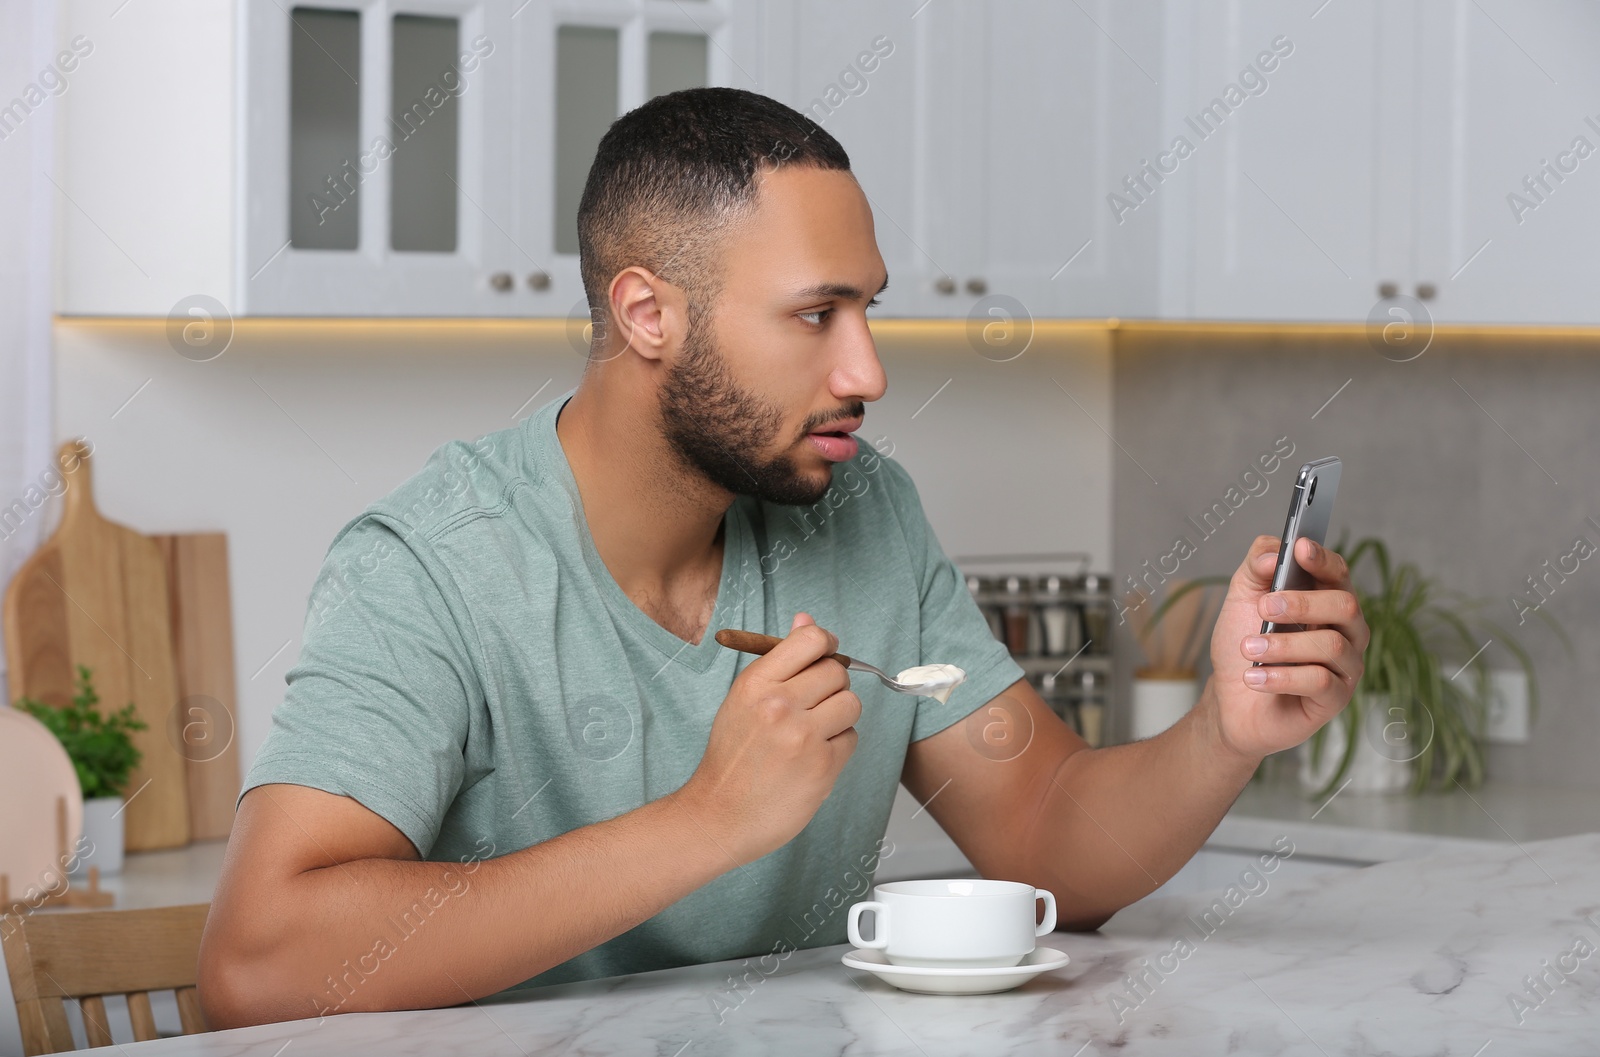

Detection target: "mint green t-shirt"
[242, 388, 1025, 990]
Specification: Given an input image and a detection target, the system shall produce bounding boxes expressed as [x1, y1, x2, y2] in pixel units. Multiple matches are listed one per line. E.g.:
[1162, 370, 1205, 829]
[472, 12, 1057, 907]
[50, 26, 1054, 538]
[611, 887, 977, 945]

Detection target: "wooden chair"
[1, 904, 210, 1055]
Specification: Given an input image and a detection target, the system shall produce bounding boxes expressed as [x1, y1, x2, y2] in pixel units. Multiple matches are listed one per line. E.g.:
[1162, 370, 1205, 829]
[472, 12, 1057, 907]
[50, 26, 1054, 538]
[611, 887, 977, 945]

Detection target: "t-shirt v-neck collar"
[536, 389, 748, 673]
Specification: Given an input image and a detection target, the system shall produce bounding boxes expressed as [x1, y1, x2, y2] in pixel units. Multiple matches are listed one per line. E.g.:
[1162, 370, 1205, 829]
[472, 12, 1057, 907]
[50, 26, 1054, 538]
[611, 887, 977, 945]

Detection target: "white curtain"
[0, 0, 58, 701]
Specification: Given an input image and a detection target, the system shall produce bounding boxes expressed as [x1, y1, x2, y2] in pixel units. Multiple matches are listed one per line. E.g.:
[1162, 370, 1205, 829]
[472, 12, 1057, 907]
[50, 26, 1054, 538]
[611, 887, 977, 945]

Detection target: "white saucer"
[841, 946, 1070, 995]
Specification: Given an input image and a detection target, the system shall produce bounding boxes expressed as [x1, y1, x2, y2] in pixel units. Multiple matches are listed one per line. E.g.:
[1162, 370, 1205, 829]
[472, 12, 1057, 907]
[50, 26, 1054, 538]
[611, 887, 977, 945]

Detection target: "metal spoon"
[713, 629, 959, 698]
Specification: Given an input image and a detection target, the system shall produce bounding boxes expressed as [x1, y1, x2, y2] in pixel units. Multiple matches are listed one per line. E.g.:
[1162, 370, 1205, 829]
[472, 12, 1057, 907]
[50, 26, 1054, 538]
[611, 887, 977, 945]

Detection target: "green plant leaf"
[16, 665, 146, 800]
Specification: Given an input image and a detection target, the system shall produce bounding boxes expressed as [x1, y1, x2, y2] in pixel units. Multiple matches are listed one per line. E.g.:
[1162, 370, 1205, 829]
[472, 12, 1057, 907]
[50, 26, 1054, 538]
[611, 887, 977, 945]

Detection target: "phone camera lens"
[1307, 477, 1318, 504]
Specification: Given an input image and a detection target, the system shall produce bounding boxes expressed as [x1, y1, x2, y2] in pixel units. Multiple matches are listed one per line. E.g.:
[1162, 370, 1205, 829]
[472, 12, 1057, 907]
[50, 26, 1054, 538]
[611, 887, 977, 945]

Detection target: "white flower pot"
[1298, 693, 1415, 794]
[1130, 673, 1199, 741]
[71, 796, 125, 877]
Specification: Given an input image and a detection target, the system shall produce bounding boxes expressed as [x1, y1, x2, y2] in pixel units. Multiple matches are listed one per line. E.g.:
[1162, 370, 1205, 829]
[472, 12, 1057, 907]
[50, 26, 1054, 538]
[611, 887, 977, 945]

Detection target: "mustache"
[805, 401, 866, 433]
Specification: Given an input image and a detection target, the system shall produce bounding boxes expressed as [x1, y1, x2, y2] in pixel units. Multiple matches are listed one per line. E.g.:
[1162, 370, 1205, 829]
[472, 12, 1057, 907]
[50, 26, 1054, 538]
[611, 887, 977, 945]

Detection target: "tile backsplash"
[1112, 328, 1600, 788]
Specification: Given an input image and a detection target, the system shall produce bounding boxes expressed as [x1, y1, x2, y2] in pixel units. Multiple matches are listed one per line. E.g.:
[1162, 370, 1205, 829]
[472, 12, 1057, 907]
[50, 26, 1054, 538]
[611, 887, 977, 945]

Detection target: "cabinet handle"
[527, 271, 551, 292]
[965, 277, 988, 295]
[489, 272, 513, 292]
[1377, 281, 1399, 299]
[1415, 282, 1436, 301]
[933, 276, 956, 295]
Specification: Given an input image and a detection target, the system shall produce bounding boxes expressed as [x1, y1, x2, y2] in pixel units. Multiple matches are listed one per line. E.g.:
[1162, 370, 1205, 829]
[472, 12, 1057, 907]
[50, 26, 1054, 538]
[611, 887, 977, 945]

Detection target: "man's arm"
[198, 782, 736, 1027]
[903, 535, 1369, 929]
[199, 615, 861, 1028]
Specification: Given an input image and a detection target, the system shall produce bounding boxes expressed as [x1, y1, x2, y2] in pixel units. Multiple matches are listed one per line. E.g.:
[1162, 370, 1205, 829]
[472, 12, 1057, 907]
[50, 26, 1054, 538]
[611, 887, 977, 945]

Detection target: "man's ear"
[609, 266, 687, 364]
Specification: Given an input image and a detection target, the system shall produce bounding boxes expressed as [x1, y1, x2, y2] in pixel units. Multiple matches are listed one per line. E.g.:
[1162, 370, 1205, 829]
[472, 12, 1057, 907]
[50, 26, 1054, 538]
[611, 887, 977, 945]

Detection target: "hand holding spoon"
[713, 629, 967, 703]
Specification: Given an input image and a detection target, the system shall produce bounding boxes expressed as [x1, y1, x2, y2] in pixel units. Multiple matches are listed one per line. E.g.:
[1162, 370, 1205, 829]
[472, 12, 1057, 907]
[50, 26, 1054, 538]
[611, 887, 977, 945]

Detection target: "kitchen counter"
[882, 773, 1600, 885]
[1211, 772, 1600, 862]
[87, 832, 1600, 1055]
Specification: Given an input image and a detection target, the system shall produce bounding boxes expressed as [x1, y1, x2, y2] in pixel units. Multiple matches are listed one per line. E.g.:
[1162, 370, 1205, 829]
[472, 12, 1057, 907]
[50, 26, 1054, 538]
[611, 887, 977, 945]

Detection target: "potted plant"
[1146, 535, 1563, 797]
[17, 664, 147, 875]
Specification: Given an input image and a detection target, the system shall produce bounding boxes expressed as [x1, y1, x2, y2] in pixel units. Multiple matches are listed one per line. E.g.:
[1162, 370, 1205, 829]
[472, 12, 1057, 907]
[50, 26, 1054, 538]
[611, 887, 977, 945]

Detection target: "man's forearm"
[201, 787, 740, 1028]
[1024, 679, 1261, 928]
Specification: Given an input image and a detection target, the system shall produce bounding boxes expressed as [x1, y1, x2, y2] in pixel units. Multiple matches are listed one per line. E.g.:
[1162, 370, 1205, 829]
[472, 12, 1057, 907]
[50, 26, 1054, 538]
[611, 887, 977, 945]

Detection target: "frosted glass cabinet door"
[390, 14, 463, 253]
[552, 25, 621, 258]
[241, 0, 516, 315]
[513, 0, 751, 323]
[288, 8, 361, 252]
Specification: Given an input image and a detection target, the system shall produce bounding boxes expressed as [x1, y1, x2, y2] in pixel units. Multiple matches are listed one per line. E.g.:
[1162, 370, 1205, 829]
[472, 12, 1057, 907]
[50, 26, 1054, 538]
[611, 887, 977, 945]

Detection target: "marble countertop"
[93, 832, 1600, 1056]
[1213, 773, 1600, 863]
[882, 773, 1600, 882]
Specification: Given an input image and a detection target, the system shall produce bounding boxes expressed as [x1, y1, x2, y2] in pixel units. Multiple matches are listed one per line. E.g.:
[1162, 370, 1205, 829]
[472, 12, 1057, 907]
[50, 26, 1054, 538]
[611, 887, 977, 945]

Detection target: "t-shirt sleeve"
[239, 514, 481, 858]
[875, 454, 1027, 742]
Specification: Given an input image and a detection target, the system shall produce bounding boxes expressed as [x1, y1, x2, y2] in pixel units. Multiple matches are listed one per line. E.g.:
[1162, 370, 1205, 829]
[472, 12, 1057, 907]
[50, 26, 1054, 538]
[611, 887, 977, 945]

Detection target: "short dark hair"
[576, 87, 852, 345]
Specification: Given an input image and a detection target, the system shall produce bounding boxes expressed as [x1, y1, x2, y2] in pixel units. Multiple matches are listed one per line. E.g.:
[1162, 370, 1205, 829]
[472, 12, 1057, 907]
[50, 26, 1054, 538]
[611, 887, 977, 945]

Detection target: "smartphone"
[1256, 457, 1342, 663]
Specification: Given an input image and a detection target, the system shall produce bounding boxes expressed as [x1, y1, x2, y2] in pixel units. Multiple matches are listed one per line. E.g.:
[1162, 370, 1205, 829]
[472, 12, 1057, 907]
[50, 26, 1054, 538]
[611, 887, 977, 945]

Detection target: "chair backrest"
[1, 903, 211, 1055]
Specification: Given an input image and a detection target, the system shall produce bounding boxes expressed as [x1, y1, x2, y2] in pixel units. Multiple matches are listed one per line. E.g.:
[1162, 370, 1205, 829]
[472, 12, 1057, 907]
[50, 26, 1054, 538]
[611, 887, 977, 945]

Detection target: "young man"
[198, 88, 1368, 1028]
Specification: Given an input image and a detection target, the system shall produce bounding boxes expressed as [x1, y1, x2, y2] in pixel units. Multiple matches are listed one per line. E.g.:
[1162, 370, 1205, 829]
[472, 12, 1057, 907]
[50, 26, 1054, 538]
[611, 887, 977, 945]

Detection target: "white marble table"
[87, 832, 1600, 1056]
[1212, 773, 1600, 862]
[883, 775, 1600, 887]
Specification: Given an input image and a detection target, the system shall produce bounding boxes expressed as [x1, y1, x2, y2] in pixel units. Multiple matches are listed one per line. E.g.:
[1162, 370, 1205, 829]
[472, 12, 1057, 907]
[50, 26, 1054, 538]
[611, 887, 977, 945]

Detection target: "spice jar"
[1033, 574, 1081, 657]
[1076, 573, 1112, 656]
[1074, 670, 1107, 747]
[1038, 669, 1075, 724]
[999, 575, 1033, 656]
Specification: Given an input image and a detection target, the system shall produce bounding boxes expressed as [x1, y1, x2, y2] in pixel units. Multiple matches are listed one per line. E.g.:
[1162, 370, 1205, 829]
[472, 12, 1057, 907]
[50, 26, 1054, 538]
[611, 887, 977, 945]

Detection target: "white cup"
[846, 878, 1057, 968]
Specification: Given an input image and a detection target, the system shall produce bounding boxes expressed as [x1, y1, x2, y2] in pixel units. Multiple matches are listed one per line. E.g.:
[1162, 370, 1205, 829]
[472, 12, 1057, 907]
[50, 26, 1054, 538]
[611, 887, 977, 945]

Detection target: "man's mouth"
[805, 416, 863, 463]
[809, 415, 864, 438]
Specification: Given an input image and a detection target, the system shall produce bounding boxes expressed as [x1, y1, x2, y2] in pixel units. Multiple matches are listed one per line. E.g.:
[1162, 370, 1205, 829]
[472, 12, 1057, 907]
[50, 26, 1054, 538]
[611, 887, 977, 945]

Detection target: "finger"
[1294, 537, 1352, 589]
[1259, 588, 1361, 632]
[791, 611, 814, 631]
[827, 725, 860, 770]
[1241, 628, 1359, 682]
[757, 621, 840, 682]
[810, 688, 863, 739]
[1239, 535, 1287, 589]
[790, 651, 854, 706]
[1241, 660, 1346, 712]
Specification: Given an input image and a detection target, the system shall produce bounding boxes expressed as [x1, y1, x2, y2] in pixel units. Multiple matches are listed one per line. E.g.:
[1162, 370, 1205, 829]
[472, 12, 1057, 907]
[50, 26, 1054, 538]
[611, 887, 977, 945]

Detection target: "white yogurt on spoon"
[894, 663, 967, 704]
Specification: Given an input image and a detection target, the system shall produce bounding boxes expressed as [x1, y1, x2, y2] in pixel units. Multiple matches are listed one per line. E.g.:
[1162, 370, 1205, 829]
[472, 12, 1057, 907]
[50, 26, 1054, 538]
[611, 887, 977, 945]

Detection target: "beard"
[658, 309, 857, 507]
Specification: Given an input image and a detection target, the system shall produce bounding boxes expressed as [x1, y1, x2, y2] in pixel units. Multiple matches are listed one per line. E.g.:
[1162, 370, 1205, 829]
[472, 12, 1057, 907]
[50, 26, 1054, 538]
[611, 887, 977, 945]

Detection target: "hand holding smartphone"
[1256, 457, 1342, 666]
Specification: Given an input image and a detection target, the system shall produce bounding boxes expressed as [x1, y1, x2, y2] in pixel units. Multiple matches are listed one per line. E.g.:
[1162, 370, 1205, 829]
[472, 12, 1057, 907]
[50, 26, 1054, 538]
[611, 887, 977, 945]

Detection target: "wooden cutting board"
[152, 532, 241, 841]
[3, 440, 190, 851]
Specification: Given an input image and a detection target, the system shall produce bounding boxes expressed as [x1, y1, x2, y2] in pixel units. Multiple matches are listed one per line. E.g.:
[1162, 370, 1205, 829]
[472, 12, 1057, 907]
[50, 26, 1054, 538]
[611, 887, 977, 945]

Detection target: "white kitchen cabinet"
[57, 0, 757, 317]
[935, 0, 1164, 321]
[1174, 0, 1600, 324]
[757, 1, 932, 318]
[1167, 0, 1403, 321]
[1412, 0, 1600, 324]
[240, 0, 519, 316]
[761, 0, 1162, 323]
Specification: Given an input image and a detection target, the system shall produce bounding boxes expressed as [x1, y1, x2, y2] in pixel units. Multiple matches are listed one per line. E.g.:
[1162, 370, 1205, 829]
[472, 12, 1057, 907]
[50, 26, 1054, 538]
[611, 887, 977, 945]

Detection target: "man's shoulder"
[365, 420, 533, 545]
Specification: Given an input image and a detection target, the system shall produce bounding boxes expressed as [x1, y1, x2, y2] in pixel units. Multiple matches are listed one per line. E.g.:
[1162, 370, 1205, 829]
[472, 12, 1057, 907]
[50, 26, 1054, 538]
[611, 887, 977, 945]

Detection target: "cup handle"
[848, 901, 889, 949]
[1035, 890, 1057, 936]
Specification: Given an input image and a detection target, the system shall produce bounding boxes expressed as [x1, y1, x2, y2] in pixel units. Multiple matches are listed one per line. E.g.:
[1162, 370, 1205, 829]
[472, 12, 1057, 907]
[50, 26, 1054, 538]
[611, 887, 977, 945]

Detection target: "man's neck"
[555, 382, 732, 625]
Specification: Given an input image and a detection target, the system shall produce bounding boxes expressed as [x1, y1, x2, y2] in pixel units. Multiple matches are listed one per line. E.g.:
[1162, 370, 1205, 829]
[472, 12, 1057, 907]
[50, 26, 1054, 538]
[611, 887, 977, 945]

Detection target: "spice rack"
[954, 553, 1115, 748]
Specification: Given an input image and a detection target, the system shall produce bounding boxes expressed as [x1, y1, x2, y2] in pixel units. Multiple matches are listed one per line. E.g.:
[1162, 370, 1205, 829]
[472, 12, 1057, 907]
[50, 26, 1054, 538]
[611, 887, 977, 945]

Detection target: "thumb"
[790, 611, 815, 632]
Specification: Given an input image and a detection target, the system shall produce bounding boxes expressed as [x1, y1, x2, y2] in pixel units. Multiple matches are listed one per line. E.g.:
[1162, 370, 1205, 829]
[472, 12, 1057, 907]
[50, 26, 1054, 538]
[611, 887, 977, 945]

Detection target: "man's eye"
[798, 309, 831, 326]
[867, 297, 881, 310]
